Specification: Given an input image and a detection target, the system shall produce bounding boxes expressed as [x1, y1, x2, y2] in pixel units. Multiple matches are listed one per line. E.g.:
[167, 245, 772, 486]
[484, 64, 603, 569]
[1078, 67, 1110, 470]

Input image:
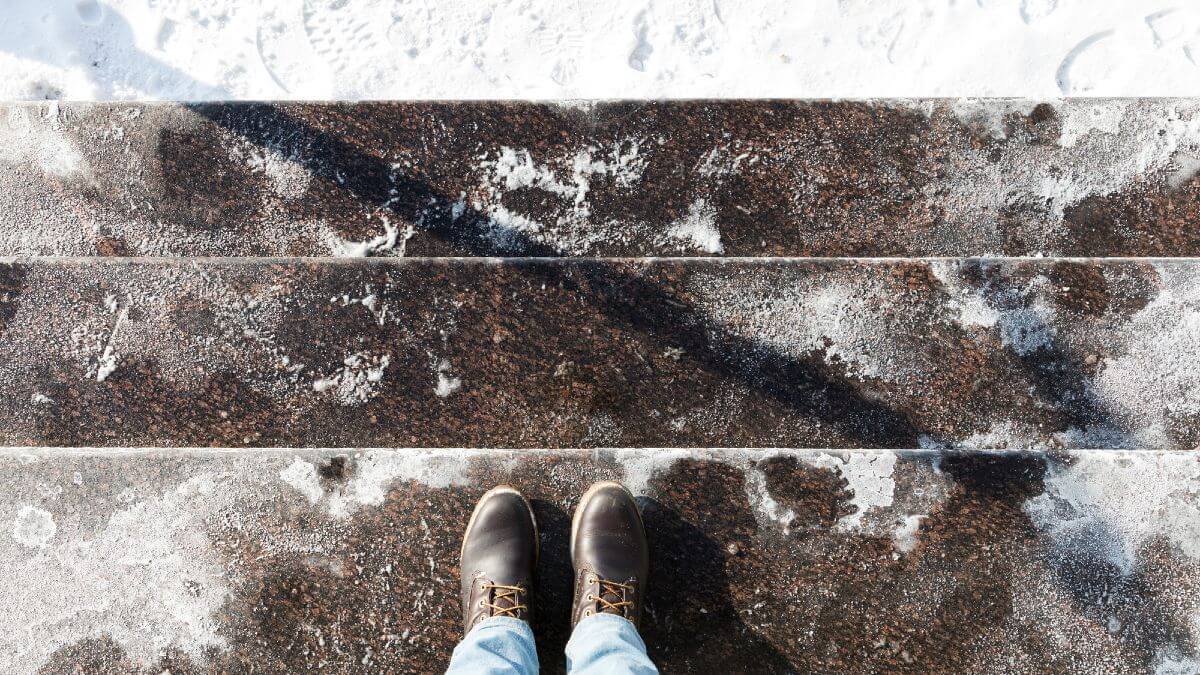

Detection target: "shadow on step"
[186, 103, 921, 449]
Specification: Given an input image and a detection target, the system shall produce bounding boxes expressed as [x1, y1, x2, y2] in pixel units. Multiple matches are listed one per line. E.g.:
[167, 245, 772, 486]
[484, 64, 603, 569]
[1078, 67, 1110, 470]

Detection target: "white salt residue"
[622, 447, 897, 535]
[744, 466, 798, 534]
[815, 452, 897, 532]
[941, 421, 1045, 450]
[605, 141, 647, 189]
[951, 289, 1000, 328]
[931, 259, 1056, 356]
[490, 142, 646, 204]
[486, 143, 645, 211]
[930, 259, 1002, 330]
[1025, 451, 1200, 575]
[663, 198, 723, 254]
[1155, 648, 1200, 675]
[0, 105, 85, 177]
[689, 271, 926, 384]
[491, 147, 580, 200]
[433, 360, 461, 398]
[1092, 263, 1200, 447]
[333, 288, 390, 326]
[26, 263, 308, 402]
[222, 126, 314, 202]
[472, 141, 648, 255]
[279, 457, 323, 505]
[239, 141, 312, 202]
[326, 218, 414, 257]
[12, 506, 55, 548]
[998, 303, 1057, 356]
[1058, 100, 1126, 148]
[473, 202, 549, 253]
[892, 514, 925, 554]
[94, 345, 120, 382]
[68, 293, 128, 383]
[96, 296, 129, 382]
[695, 145, 753, 178]
[1, 474, 232, 671]
[945, 99, 1043, 141]
[1054, 100, 1200, 208]
[312, 352, 391, 406]
[1054, 425, 1145, 450]
[908, 100, 1200, 254]
[1168, 153, 1200, 189]
[325, 450, 475, 519]
[613, 449, 901, 535]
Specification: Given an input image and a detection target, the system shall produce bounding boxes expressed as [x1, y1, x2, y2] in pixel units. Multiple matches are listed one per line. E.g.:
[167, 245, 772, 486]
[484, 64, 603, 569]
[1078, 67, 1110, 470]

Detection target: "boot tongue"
[487, 583, 526, 618]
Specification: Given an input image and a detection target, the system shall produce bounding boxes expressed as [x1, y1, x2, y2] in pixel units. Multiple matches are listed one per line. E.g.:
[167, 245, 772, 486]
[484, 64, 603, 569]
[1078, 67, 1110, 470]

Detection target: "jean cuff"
[468, 615, 534, 638]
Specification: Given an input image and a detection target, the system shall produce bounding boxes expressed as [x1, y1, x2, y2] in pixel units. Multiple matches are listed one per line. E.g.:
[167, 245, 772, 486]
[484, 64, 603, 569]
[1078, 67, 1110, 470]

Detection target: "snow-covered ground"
[1, 0, 1199, 101]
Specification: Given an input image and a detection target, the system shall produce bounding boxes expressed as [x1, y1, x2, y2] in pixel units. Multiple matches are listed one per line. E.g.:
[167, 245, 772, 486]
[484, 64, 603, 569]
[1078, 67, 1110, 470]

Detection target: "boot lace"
[481, 582, 527, 618]
[588, 578, 634, 617]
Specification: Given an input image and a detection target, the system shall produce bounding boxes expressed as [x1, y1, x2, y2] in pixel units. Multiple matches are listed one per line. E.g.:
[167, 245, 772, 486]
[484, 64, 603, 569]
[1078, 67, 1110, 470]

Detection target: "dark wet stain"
[94, 236, 131, 256]
[213, 481, 467, 673]
[0, 261, 27, 335]
[37, 636, 136, 674]
[318, 455, 349, 482]
[642, 459, 792, 673]
[1049, 261, 1109, 317]
[154, 127, 265, 231]
[758, 455, 855, 535]
[1007, 102, 1061, 146]
[1063, 179, 1200, 257]
[31, 358, 289, 447]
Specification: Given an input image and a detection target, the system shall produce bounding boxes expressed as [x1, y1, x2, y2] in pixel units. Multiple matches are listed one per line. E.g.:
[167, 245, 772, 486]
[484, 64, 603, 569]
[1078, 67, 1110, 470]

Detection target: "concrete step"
[3, 100, 1200, 257]
[1, 257, 1195, 449]
[6, 447, 1198, 674]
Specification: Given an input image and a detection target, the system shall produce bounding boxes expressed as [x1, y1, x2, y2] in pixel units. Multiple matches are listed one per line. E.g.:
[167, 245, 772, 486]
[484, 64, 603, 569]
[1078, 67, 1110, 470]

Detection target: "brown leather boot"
[570, 481, 649, 629]
[459, 485, 538, 635]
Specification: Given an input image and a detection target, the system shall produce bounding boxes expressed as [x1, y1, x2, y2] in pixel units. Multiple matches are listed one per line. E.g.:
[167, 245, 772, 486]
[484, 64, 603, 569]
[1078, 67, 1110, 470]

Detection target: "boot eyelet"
[586, 594, 594, 601]
[584, 609, 592, 617]
[478, 600, 485, 607]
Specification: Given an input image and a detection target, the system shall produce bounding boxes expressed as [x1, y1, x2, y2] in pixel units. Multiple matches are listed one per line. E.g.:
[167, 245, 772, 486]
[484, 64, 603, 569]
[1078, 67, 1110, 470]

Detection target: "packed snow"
[1, 0, 1199, 101]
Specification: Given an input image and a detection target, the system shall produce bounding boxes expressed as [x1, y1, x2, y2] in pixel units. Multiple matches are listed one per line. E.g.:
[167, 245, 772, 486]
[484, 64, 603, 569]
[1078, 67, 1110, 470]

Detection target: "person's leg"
[566, 482, 658, 674]
[447, 485, 540, 675]
[446, 616, 539, 674]
[565, 613, 657, 674]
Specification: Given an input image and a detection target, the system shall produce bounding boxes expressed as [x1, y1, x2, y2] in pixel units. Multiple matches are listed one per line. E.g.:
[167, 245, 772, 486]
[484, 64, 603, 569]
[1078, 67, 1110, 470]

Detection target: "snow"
[1, 0, 1199, 101]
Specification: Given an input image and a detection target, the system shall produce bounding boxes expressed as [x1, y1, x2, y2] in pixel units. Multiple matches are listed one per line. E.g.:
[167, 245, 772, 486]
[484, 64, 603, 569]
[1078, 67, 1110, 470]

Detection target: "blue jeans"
[446, 614, 658, 674]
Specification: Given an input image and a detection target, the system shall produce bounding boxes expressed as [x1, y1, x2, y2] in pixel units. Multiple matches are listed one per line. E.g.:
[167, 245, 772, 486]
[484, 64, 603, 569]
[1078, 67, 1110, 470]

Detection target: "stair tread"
[0, 257, 1195, 449]
[5, 447, 1197, 673]
[3, 100, 1200, 257]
